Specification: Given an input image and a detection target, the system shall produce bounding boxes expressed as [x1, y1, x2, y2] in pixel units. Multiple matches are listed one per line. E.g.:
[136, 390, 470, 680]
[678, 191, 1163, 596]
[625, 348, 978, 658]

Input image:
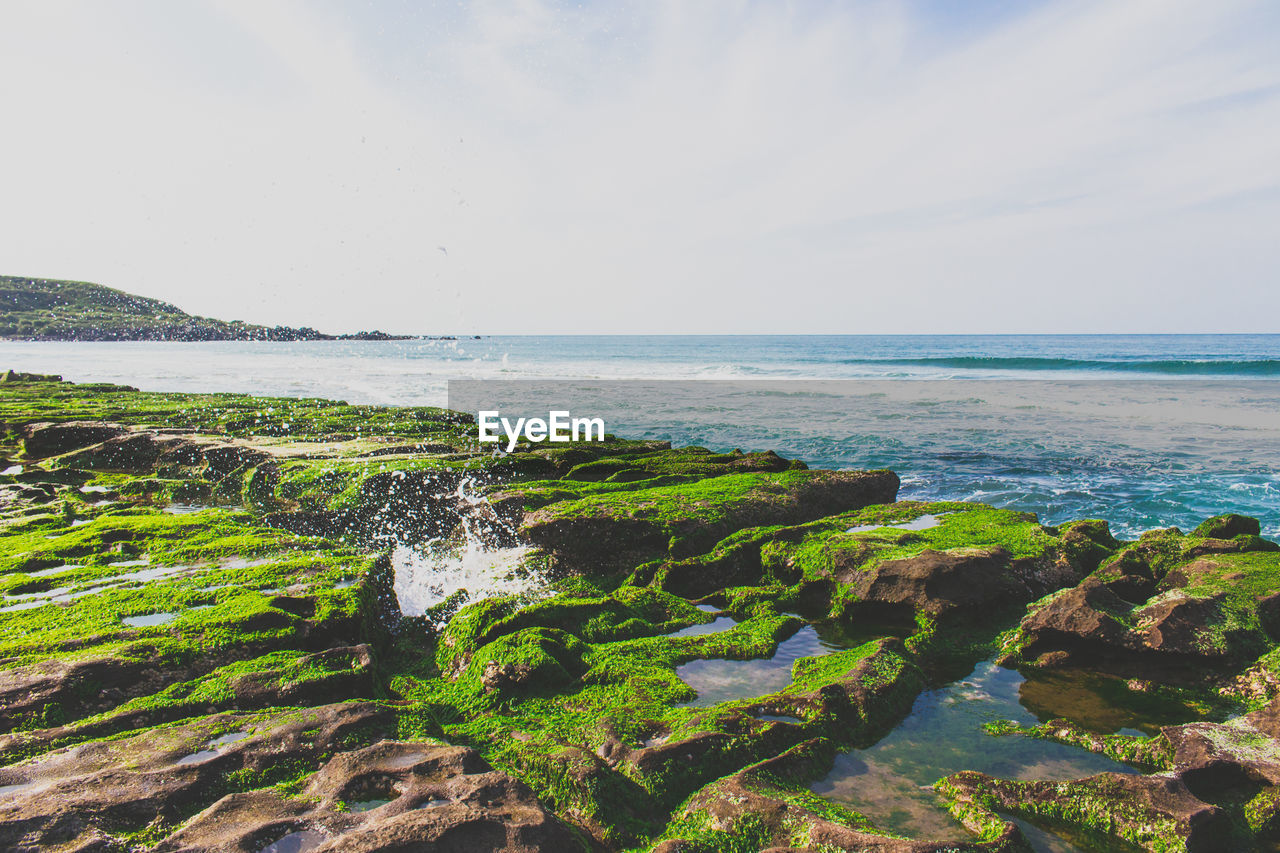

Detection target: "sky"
[1, 0, 1278, 334]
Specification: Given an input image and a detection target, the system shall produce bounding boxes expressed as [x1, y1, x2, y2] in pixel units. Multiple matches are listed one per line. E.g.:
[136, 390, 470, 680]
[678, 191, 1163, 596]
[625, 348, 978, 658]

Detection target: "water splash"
[391, 477, 543, 617]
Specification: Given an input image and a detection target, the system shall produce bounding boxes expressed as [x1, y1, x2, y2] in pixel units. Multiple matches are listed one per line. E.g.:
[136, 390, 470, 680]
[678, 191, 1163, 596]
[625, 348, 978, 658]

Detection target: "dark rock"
[1008, 554, 1277, 677]
[151, 740, 582, 853]
[940, 770, 1228, 852]
[0, 703, 394, 852]
[21, 421, 129, 458]
[521, 469, 899, 574]
[55, 429, 268, 478]
[846, 548, 1021, 621]
[1194, 514, 1262, 540]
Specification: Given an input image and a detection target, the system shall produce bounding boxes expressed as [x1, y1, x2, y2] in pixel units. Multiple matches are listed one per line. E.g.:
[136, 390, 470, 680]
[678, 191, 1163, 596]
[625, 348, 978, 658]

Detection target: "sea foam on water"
[391, 478, 542, 616]
[391, 540, 537, 616]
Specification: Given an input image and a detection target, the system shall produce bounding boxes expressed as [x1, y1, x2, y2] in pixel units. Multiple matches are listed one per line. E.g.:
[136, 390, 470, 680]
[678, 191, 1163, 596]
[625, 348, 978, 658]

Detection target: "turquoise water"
[2, 335, 1277, 537]
[5, 335, 1279, 394]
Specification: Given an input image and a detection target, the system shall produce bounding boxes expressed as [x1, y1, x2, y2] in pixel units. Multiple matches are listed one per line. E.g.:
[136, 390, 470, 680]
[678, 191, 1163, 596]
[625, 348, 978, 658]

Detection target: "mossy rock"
[1194, 514, 1262, 540]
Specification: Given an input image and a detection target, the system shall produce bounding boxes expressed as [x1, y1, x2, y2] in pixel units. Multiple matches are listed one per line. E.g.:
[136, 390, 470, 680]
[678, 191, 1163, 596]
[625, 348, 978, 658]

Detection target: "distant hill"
[0, 276, 410, 341]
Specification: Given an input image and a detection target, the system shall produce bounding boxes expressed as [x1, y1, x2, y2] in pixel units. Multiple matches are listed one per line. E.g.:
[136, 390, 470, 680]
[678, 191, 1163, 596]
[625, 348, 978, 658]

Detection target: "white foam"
[392, 478, 545, 616]
[392, 541, 537, 616]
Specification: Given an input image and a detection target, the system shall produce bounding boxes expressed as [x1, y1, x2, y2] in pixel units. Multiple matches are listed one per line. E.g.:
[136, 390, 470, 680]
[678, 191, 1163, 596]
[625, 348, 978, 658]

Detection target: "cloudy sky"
[2, 0, 1278, 334]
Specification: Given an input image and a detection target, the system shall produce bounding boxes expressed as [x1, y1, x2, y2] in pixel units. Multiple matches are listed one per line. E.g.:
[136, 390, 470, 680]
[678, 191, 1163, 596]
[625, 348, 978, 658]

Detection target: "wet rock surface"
[518, 468, 901, 573]
[941, 699, 1280, 852]
[1, 375, 1279, 852]
[154, 740, 579, 853]
[1004, 527, 1280, 680]
[0, 702, 392, 851]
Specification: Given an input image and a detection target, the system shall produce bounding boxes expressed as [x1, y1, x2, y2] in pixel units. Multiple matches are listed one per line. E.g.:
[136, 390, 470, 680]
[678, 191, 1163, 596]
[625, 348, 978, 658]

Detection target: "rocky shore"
[0, 372, 1277, 852]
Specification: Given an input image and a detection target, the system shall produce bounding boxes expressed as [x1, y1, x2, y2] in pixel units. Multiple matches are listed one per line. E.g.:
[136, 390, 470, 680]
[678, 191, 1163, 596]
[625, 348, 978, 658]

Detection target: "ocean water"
[2, 335, 1277, 538]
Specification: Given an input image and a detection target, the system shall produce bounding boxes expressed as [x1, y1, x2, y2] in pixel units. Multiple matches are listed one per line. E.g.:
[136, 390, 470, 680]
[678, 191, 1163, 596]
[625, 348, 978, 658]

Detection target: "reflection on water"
[756, 713, 803, 724]
[675, 621, 861, 707]
[163, 503, 210, 514]
[669, 615, 738, 638]
[209, 731, 249, 747]
[348, 798, 393, 812]
[812, 661, 1139, 847]
[1008, 816, 1087, 853]
[123, 611, 178, 627]
[258, 830, 327, 853]
[1018, 666, 1208, 736]
[847, 513, 945, 534]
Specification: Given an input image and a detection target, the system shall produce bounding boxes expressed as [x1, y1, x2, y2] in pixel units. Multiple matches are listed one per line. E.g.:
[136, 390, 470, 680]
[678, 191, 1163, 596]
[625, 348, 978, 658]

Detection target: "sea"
[2, 334, 1277, 539]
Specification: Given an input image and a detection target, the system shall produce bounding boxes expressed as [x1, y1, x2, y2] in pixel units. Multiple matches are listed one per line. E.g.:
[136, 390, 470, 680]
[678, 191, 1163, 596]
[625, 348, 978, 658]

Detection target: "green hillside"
[0, 275, 403, 341]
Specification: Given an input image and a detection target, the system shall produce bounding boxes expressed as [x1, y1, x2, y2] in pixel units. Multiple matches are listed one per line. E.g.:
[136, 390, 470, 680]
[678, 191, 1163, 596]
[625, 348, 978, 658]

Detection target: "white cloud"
[0, 0, 1277, 333]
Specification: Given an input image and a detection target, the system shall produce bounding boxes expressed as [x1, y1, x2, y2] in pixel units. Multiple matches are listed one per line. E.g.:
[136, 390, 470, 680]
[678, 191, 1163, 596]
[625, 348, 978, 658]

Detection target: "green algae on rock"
[2, 373, 1280, 852]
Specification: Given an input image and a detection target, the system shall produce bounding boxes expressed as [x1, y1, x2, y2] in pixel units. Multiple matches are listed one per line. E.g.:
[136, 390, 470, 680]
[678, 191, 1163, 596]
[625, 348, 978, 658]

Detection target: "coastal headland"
[0, 276, 429, 342]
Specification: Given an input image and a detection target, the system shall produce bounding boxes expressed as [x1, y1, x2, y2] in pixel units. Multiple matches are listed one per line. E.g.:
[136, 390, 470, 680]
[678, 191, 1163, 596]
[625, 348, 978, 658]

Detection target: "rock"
[151, 740, 582, 853]
[1006, 545, 1280, 677]
[0, 702, 393, 851]
[843, 547, 1058, 625]
[942, 697, 1280, 851]
[1194, 514, 1262, 540]
[0, 482, 58, 511]
[0, 654, 173, 732]
[787, 638, 923, 732]
[0, 371, 61, 383]
[0, 646, 377, 765]
[1163, 711, 1280, 791]
[21, 421, 129, 458]
[219, 644, 376, 707]
[631, 640, 922, 823]
[939, 770, 1228, 853]
[56, 430, 269, 477]
[521, 469, 900, 573]
[1056, 518, 1122, 572]
[467, 628, 587, 698]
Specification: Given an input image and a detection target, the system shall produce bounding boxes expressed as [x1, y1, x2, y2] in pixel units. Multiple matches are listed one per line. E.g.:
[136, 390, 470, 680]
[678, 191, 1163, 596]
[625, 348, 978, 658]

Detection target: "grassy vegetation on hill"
[0, 275, 405, 341]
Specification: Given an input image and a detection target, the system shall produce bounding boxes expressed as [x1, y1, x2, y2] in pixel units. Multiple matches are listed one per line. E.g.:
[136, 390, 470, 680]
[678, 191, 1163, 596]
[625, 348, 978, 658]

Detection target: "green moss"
[434, 585, 702, 675]
[984, 718, 1175, 771]
[786, 503, 1059, 586]
[940, 772, 1186, 852]
[0, 376, 466, 441]
[786, 643, 879, 693]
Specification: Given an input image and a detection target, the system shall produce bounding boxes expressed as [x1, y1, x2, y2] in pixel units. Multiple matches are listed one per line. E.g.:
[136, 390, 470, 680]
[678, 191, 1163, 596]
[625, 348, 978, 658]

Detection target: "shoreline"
[1, 373, 1278, 851]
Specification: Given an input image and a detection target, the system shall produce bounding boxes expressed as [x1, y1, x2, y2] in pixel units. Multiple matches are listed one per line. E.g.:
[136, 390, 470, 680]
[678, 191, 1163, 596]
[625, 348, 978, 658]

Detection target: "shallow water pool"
[675, 621, 865, 707]
[811, 660, 1149, 848]
[846, 513, 945, 534]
